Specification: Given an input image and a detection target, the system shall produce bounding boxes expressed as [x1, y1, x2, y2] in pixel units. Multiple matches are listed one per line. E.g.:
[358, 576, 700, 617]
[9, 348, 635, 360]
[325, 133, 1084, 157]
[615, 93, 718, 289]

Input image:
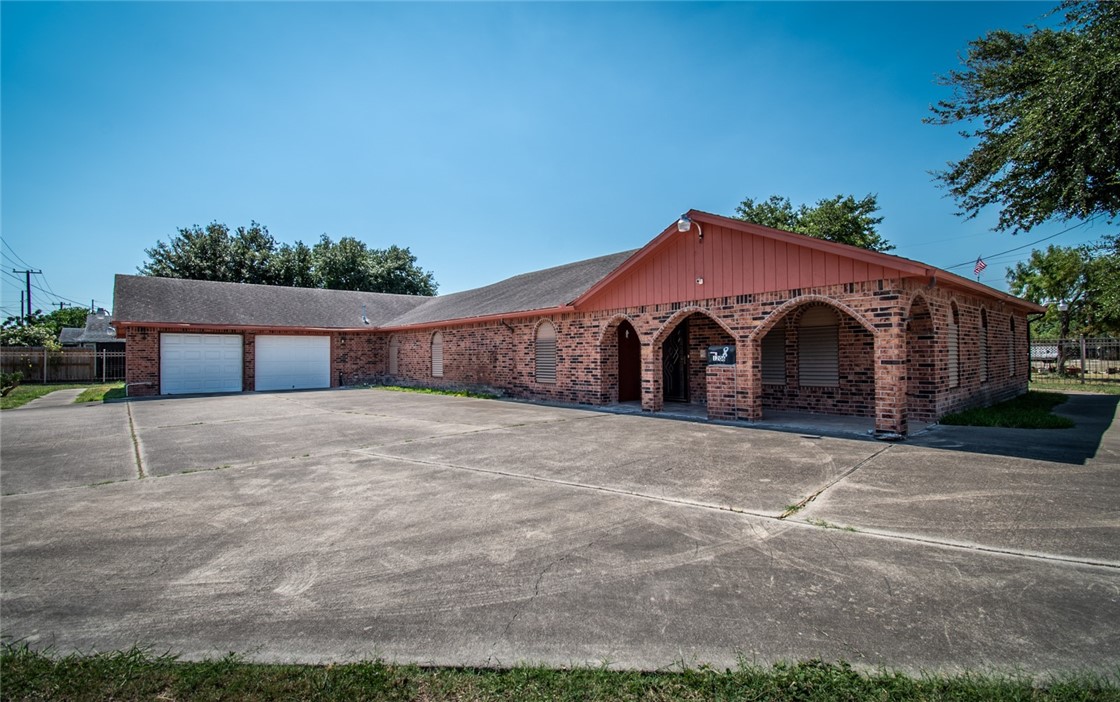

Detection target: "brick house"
[113, 210, 1044, 435]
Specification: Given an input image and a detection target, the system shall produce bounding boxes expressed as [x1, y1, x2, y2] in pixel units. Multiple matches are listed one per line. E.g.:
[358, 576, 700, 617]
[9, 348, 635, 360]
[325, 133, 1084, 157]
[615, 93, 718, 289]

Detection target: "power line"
[1, 240, 34, 270]
[941, 216, 1102, 272]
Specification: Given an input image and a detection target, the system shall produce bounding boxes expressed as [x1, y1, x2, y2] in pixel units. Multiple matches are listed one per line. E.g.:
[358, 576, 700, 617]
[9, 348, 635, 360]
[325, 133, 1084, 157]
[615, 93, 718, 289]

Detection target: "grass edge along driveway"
[1, 645, 1115, 702]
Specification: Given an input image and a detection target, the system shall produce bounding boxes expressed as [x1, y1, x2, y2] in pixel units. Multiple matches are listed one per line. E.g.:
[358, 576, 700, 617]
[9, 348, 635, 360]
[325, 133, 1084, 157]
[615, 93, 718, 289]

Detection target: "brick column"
[874, 322, 908, 435]
[706, 365, 736, 419]
[736, 336, 762, 421]
[641, 342, 662, 412]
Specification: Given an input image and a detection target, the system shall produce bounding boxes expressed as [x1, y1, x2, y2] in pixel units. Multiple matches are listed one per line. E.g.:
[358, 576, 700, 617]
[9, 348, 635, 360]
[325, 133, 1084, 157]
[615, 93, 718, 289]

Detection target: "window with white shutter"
[798, 307, 839, 387]
[535, 321, 557, 384]
[948, 304, 960, 388]
[389, 335, 400, 375]
[1009, 318, 1016, 376]
[431, 332, 443, 378]
[761, 320, 786, 385]
[980, 309, 989, 383]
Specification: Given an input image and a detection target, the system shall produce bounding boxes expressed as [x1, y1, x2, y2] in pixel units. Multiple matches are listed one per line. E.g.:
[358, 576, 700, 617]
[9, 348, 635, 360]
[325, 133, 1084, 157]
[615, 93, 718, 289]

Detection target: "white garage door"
[255, 335, 330, 391]
[161, 334, 243, 395]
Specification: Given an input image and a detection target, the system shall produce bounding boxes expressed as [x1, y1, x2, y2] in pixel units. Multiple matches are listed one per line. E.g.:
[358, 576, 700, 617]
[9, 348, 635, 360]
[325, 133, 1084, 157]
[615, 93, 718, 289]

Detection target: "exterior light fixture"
[1057, 301, 1069, 313]
[677, 213, 703, 241]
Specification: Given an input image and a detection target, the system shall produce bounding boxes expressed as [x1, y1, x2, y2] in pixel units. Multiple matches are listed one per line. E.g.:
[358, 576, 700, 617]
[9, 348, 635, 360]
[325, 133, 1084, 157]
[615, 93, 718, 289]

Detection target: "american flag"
[974, 256, 987, 277]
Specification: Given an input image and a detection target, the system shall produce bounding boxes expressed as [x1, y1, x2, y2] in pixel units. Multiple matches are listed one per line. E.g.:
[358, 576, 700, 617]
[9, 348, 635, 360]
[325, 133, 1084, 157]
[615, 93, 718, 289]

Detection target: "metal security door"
[662, 324, 689, 402]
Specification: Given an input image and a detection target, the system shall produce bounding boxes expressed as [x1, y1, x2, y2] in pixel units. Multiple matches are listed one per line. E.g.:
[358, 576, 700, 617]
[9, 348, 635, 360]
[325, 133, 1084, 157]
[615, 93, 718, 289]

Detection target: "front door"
[662, 323, 689, 403]
[618, 321, 641, 402]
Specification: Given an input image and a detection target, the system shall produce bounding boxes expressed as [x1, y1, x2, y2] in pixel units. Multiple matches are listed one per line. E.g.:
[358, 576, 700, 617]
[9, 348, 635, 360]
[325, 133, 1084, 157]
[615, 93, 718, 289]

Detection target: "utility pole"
[58, 302, 65, 311]
[12, 269, 41, 319]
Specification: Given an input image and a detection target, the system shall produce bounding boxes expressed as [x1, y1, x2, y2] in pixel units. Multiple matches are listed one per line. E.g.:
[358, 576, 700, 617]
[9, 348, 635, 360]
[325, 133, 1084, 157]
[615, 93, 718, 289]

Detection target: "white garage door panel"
[255, 335, 330, 391]
[161, 334, 243, 395]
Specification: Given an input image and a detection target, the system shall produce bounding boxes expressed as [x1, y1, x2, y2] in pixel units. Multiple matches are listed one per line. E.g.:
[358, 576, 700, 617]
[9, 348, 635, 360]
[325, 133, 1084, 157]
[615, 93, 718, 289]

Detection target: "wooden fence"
[1, 347, 126, 384]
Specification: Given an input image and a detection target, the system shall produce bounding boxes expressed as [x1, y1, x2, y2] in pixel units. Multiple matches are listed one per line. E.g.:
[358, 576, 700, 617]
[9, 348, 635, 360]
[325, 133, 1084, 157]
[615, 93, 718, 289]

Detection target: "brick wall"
[124, 275, 1031, 435]
[760, 304, 877, 418]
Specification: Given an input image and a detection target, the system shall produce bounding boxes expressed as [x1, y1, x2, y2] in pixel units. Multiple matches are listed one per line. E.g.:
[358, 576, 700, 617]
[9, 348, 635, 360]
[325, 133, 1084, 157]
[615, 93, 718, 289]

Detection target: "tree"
[734, 193, 894, 252]
[139, 222, 437, 295]
[366, 245, 438, 296]
[0, 318, 61, 349]
[1007, 240, 1120, 361]
[927, 1, 1120, 233]
[1, 307, 89, 347]
[140, 222, 238, 282]
[271, 241, 317, 288]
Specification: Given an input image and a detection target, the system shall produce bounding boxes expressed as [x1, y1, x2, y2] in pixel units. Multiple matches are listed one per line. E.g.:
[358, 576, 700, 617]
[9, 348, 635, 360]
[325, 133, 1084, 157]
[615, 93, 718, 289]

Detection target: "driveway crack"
[779, 445, 891, 519]
[127, 402, 146, 479]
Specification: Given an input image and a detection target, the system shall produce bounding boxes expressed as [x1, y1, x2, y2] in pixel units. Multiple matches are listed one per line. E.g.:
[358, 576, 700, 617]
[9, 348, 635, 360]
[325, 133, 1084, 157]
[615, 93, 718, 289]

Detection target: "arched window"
[980, 309, 989, 383]
[388, 335, 400, 375]
[948, 303, 960, 388]
[535, 321, 557, 384]
[799, 306, 839, 387]
[431, 332, 443, 378]
[761, 320, 787, 385]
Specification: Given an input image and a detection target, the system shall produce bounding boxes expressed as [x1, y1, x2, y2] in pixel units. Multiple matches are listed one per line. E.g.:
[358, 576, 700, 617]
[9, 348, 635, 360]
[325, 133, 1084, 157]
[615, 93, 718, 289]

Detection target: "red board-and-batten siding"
[576, 217, 911, 311]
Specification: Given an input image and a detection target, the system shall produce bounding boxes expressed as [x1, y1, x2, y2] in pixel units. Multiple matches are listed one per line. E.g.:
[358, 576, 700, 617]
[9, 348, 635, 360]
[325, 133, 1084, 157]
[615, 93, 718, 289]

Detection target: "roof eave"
[376, 305, 575, 332]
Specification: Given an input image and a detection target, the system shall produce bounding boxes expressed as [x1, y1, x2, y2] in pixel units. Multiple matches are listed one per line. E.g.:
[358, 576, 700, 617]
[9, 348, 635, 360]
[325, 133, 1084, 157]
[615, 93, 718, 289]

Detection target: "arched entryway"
[597, 315, 643, 405]
[906, 294, 937, 426]
[617, 320, 641, 402]
[651, 310, 736, 415]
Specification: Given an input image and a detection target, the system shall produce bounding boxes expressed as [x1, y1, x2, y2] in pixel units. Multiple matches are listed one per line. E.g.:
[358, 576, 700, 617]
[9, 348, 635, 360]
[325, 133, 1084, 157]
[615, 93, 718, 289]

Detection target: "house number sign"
[706, 345, 736, 365]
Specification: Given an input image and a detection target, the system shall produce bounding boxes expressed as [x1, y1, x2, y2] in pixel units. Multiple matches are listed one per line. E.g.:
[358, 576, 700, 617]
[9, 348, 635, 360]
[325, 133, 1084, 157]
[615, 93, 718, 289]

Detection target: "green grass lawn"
[374, 384, 499, 400]
[940, 391, 1074, 429]
[1, 646, 1113, 702]
[74, 382, 126, 403]
[1030, 378, 1120, 395]
[1, 382, 126, 410]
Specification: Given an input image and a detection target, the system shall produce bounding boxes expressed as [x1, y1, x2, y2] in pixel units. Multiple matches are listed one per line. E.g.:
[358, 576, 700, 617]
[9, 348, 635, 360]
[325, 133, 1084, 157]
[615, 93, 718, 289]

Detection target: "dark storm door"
[662, 324, 689, 403]
[618, 321, 641, 402]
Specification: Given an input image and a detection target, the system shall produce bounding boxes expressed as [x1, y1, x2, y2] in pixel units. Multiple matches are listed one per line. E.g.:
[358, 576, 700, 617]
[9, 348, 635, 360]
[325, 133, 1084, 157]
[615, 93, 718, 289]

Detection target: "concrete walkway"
[1, 389, 1117, 677]
[10, 387, 85, 410]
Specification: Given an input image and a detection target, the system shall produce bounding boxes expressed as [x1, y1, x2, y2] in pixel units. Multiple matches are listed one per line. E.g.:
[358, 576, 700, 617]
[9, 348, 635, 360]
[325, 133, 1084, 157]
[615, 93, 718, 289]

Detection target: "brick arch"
[596, 314, 641, 346]
[746, 295, 878, 343]
[906, 290, 933, 318]
[906, 292, 937, 425]
[650, 306, 736, 347]
[533, 317, 558, 336]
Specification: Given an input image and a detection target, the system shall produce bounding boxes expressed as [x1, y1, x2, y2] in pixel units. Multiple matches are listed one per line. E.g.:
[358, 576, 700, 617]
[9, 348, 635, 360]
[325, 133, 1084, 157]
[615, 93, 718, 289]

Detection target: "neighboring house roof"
[112, 275, 431, 329]
[384, 250, 638, 327]
[59, 312, 125, 344]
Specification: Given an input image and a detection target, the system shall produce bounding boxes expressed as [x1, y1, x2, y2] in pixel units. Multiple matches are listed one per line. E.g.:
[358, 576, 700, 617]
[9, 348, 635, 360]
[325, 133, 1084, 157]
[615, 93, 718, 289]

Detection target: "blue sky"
[1, 1, 1108, 318]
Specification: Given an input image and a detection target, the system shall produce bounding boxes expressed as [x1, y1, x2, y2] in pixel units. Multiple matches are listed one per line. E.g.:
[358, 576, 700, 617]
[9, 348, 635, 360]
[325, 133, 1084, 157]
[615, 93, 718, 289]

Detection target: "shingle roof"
[112, 275, 431, 329]
[59, 313, 124, 344]
[112, 249, 637, 330]
[384, 250, 638, 327]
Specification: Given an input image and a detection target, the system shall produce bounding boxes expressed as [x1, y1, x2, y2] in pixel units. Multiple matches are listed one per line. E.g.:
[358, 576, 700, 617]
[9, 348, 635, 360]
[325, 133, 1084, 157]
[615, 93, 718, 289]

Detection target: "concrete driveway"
[1, 389, 1117, 676]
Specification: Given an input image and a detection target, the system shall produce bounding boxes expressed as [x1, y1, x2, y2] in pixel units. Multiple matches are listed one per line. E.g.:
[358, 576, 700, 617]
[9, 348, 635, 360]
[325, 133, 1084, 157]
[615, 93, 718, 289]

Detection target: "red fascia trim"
[571, 220, 680, 307]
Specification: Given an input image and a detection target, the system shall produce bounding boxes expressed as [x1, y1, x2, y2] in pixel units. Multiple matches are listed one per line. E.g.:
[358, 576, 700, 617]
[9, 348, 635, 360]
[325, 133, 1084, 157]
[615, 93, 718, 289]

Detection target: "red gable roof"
[573, 209, 1045, 313]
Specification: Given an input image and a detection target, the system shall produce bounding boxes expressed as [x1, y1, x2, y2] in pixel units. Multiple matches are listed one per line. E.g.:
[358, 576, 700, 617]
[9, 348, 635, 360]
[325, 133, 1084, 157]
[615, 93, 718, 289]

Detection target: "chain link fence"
[1030, 337, 1120, 385]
